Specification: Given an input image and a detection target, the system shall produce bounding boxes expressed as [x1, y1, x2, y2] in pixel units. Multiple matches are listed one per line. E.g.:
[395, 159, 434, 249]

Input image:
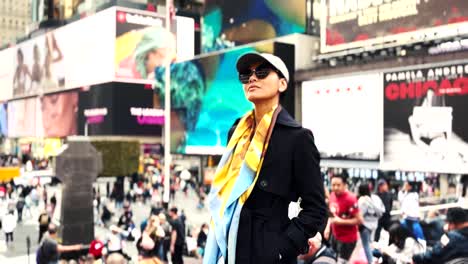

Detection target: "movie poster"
[383, 62, 468, 173]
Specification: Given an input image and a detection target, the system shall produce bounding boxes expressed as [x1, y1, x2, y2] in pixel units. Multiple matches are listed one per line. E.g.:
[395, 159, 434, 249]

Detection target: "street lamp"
[162, 0, 172, 207]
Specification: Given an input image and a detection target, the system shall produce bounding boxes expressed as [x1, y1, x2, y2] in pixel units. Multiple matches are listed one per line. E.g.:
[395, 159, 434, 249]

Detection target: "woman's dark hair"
[388, 223, 415, 250]
[358, 183, 371, 198]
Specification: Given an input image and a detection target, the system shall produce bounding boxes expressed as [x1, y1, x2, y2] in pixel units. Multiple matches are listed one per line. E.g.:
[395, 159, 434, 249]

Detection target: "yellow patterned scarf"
[204, 105, 281, 264]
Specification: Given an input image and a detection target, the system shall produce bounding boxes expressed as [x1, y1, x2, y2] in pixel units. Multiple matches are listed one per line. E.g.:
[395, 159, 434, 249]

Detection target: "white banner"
[302, 73, 382, 161]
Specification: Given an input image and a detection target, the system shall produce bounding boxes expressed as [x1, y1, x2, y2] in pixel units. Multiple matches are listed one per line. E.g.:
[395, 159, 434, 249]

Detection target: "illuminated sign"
[130, 107, 164, 125]
[84, 108, 108, 124]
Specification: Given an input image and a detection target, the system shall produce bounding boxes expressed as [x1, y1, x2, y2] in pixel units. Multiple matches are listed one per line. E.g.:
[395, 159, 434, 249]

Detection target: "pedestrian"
[2, 209, 16, 245]
[329, 174, 363, 263]
[204, 53, 327, 264]
[413, 207, 468, 263]
[398, 181, 425, 241]
[158, 212, 171, 262]
[197, 223, 208, 257]
[38, 210, 51, 243]
[137, 215, 165, 262]
[106, 225, 125, 256]
[105, 252, 127, 264]
[16, 196, 25, 222]
[357, 183, 385, 264]
[298, 233, 337, 264]
[169, 207, 185, 264]
[36, 224, 82, 264]
[423, 209, 445, 247]
[50, 193, 57, 215]
[42, 187, 48, 209]
[375, 223, 424, 264]
[375, 178, 393, 242]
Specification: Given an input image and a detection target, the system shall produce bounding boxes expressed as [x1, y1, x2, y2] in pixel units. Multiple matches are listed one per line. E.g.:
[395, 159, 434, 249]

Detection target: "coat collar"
[276, 107, 301, 128]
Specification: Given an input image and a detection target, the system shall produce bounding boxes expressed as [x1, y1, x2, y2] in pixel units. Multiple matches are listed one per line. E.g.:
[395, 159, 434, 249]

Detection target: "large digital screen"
[0, 48, 15, 101]
[78, 82, 163, 136]
[153, 42, 295, 155]
[0, 7, 194, 101]
[202, 0, 306, 53]
[302, 74, 382, 161]
[9, 7, 115, 98]
[37, 90, 79, 138]
[7, 98, 37, 138]
[114, 9, 194, 82]
[383, 62, 468, 173]
[321, 0, 468, 53]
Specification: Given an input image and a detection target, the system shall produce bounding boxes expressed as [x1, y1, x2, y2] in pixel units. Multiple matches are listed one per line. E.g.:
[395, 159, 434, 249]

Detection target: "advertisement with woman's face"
[39, 91, 78, 138]
[115, 10, 177, 81]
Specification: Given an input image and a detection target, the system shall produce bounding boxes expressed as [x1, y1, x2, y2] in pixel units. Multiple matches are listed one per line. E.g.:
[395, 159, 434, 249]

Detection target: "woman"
[137, 215, 165, 263]
[378, 223, 425, 264]
[13, 49, 31, 96]
[204, 53, 326, 264]
[3, 210, 16, 245]
[358, 183, 385, 264]
[398, 182, 425, 242]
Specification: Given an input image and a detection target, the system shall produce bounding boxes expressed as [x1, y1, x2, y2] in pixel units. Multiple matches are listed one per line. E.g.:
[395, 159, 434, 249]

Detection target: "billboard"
[154, 42, 295, 155]
[302, 74, 382, 161]
[9, 7, 115, 98]
[321, 0, 468, 53]
[0, 48, 15, 101]
[383, 63, 468, 173]
[78, 82, 163, 136]
[7, 97, 37, 138]
[37, 90, 79, 138]
[0, 7, 194, 101]
[114, 8, 194, 82]
[202, 0, 306, 52]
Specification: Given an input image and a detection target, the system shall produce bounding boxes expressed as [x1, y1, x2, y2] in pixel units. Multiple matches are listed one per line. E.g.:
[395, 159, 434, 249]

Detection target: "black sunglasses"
[238, 64, 280, 84]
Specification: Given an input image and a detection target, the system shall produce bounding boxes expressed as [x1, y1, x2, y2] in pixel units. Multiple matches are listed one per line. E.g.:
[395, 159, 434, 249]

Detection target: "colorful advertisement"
[7, 98, 37, 138]
[9, 7, 115, 98]
[37, 90, 79, 138]
[202, 0, 306, 52]
[302, 74, 382, 161]
[153, 42, 295, 155]
[321, 0, 468, 52]
[115, 9, 194, 82]
[78, 82, 163, 136]
[383, 62, 468, 173]
[1, 7, 195, 101]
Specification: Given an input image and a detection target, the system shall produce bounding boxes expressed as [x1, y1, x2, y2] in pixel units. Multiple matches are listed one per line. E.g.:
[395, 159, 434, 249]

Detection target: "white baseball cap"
[236, 52, 289, 83]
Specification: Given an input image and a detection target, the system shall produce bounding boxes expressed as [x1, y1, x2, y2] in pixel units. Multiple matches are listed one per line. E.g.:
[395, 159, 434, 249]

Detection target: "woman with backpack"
[358, 183, 385, 264]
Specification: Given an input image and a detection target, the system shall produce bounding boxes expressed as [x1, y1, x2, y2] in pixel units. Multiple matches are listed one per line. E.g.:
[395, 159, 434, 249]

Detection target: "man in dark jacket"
[205, 52, 327, 264]
[413, 207, 468, 264]
[375, 178, 393, 241]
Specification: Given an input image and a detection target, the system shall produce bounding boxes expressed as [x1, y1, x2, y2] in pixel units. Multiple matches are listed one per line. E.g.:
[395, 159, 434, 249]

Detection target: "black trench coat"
[228, 107, 327, 264]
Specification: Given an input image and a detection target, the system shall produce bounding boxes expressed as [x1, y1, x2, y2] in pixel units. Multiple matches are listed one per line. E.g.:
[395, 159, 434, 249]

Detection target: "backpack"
[39, 214, 49, 225]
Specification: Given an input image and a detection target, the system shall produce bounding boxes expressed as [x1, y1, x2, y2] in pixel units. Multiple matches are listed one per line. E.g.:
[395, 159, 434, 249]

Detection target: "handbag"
[140, 232, 155, 250]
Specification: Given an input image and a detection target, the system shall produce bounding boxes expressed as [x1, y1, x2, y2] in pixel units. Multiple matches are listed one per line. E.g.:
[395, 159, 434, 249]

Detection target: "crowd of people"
[1, 152, 468, 264]
[297, 173, 468, 264]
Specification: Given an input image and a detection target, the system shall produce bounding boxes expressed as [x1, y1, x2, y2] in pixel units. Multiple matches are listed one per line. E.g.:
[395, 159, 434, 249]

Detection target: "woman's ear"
[278, 78, 287, 93]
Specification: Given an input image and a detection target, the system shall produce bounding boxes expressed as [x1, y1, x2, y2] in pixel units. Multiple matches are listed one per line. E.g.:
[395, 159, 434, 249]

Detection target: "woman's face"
[41, 92, 78, 137]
